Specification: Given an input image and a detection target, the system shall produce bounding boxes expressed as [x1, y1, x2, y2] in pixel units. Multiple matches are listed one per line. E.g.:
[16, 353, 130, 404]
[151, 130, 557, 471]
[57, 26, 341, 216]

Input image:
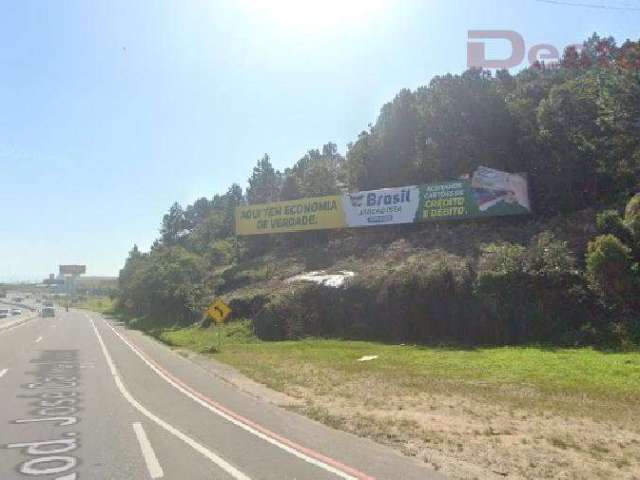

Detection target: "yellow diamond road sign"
[207, 298, 231, 324]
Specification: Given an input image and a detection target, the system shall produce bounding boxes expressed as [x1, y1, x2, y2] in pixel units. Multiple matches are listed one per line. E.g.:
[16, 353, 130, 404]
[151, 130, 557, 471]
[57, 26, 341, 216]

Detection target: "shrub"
[477, 242, 527, 275]
[624, 194, 640, 246]
[476, 238, 601, 345]
[253, 291, 289, 340]
[252, 251, 477, 344]
[475, 243, 533, 344]
[376, 252, 476, 343]
[227, 294, 268, 320]
[253, 284, 353, 340]
[207, 239, 236, 265]
[527, 231, 576, 274]
[596, 209, 632, 244]
[586, 234, 636, 307]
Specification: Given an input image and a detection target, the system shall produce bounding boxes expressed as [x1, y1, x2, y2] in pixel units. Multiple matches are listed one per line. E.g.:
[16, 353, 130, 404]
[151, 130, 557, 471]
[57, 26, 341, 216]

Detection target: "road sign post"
[206, 298, 232, 351]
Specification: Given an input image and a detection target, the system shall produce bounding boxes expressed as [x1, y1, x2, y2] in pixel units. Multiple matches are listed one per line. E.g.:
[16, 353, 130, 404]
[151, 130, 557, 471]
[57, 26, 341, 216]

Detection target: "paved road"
[0, 302, 34, 329]
[0, 309, 445, 479]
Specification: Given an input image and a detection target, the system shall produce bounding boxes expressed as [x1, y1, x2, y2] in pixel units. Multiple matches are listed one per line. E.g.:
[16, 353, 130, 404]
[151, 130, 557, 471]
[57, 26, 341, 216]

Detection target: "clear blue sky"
[1, 0, 638, 281]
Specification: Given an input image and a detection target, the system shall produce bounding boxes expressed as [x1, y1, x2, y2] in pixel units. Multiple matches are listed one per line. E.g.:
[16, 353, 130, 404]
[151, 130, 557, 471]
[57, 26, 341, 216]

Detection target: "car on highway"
[41, 306, 55, 318]
[0, 309, 9, 319]
[10, 308, 22, 315]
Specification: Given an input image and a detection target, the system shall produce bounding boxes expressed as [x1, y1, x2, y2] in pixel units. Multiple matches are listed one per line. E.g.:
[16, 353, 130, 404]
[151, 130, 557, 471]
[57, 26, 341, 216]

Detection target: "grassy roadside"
[158, 322, 640, 410]
[73, 296, 115, 314]
[156, 322, 640, 479]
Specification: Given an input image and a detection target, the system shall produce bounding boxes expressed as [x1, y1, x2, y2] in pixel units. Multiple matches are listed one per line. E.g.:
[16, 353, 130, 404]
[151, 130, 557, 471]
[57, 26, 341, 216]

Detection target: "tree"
[117, 244, 206, 323]
[280, 169, 302, 200]
[581, 33, 618, 68]
[624, 194, 640, 249]
[160, 202, 187, 246]
[617, 39, 640, 71]
[536, 66, 639, 210]
[345, 89, 420, 191]
[282, 142, 344, 198]
[414, 69, 519, 183]
[184, 197, 214, 231]
[586, 234, 638, 310]
[221, 183, 243, 237]
[117, 244, 150, 315]
[246, 154, 281, 204]
[345, 130, 375, 190]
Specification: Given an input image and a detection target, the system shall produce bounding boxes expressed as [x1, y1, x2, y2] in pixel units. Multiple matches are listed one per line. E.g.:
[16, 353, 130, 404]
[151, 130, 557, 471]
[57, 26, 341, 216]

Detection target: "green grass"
[74, 296, 115, 314]
[157, 322, 640, 415]
[158, 320, 259, 352]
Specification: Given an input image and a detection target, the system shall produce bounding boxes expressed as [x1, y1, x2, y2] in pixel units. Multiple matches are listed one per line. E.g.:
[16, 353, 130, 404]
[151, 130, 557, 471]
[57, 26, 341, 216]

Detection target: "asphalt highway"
[0, 308, 445, 479]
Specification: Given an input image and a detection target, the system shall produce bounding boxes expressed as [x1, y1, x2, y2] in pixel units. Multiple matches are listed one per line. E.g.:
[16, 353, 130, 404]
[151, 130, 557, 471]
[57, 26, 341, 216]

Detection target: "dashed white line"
[0, 368, 7, 379]
[89, 317, 251, 480]
[133, 422, 164, 479]
[35, 336, 43, 343]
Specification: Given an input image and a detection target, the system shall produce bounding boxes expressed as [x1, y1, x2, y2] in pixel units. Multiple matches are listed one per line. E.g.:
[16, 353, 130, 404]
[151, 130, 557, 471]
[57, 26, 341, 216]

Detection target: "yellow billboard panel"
[236, 195, 346, 235]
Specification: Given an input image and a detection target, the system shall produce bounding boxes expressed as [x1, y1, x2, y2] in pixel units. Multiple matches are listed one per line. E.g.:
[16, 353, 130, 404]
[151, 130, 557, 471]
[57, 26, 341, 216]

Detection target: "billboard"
[235, 167, 530, 235]
[235, 195, 346, 236]
[59, 265, 86, 275]
[343, 186, 420, 227]
[417, 168, 530, 222]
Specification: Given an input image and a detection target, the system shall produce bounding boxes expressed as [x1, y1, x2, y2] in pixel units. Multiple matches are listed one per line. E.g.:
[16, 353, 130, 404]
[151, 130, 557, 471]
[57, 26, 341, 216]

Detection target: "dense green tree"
[118, 244, 206, 322]
[345, 130, 375, 190]
[160, 202, 187, 246]
[586, 234, 638, 310]
[281, 142, 344, 198]
[246, 154, 281, 204]
[184, 197, 215, 231]
[414, 69, 520, 183]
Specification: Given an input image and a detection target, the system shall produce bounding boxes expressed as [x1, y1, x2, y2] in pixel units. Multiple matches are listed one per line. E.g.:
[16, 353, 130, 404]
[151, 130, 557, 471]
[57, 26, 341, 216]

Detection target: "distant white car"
[10, 309, 22, 315]
[0, 309, 9, 319]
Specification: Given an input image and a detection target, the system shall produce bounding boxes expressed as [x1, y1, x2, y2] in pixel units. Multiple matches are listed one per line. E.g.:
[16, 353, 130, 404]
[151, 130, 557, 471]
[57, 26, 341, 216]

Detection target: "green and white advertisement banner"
[417, 167, 531, 222]
[236, 167, 531, 235]
[343, 186, 420, 227]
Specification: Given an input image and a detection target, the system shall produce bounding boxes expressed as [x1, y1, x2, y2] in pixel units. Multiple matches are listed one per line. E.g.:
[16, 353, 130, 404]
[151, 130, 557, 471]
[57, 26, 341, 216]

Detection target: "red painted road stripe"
[119, 328, 375, 480]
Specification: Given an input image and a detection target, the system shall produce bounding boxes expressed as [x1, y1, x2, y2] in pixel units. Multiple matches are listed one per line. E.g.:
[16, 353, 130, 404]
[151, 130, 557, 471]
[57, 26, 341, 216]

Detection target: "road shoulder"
[98, 315, 446, 480]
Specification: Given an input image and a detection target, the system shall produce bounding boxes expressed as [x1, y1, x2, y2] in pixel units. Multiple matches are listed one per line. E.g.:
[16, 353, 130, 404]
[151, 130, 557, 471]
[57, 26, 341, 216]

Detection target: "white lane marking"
[0, 368, 7, 379]
[94, 314, 360, 480]
[35, 336, 43, 343]
[133, 422, 164, 479]
[89, 317, 251, 480]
